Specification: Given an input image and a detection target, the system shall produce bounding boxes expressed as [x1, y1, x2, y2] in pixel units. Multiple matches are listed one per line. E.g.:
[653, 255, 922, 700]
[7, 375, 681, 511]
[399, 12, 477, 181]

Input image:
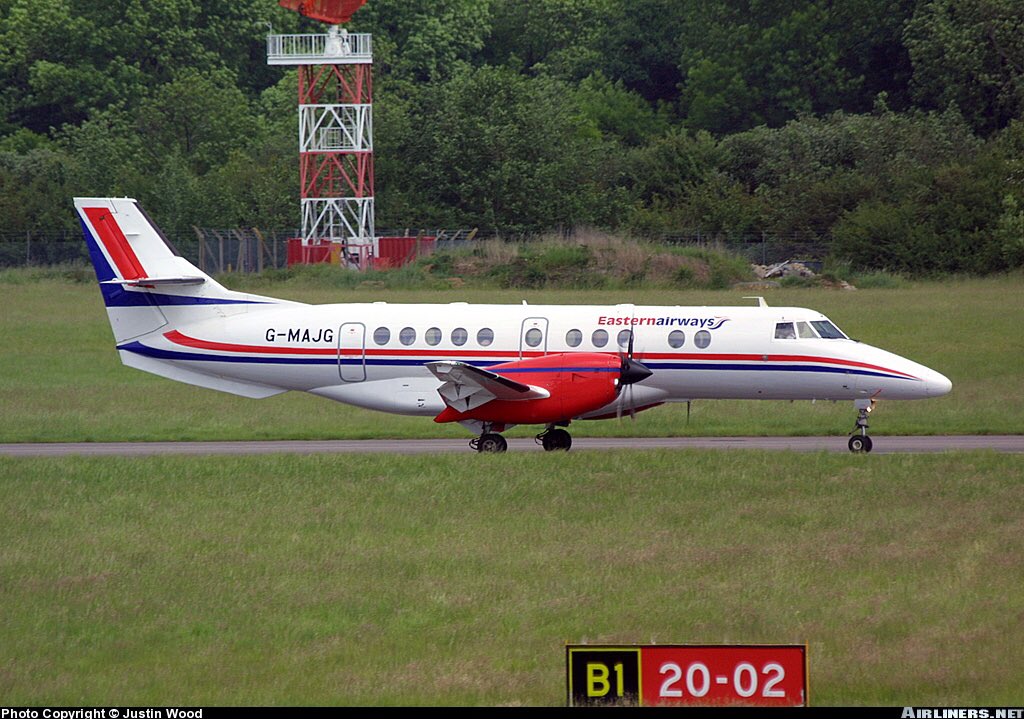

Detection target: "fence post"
[252, 228, 266, 273]
[193, 227, 206, 273]
[26, 231, 31, 265]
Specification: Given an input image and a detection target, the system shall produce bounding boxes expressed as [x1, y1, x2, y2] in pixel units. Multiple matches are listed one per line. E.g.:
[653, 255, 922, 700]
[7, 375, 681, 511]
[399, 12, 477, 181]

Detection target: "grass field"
[1, 451, 1022, 705]
[0, 272, 1022, 442]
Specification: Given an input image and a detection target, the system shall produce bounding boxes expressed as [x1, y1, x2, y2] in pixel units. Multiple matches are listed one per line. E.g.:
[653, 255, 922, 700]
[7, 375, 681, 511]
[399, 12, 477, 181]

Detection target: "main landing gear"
[469, 423, 574, 453]
[536, 425, 572, 452]
[470, 432, 508, 453]
[848, 399, 874, 453]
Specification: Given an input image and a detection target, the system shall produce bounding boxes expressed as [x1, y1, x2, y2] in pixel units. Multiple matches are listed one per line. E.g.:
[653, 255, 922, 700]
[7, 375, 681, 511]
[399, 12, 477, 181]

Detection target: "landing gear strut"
[536, 425, 572, 452]
[848, 399, 874, 453]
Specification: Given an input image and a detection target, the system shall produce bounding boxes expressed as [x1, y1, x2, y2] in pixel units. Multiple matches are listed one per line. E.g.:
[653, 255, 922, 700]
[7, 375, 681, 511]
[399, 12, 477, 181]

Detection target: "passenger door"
[338, 322, 366, 382]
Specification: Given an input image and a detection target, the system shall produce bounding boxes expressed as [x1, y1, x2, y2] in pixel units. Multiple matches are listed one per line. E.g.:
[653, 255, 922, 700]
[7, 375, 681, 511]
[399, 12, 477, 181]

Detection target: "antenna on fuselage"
[743, 296, 769, 308]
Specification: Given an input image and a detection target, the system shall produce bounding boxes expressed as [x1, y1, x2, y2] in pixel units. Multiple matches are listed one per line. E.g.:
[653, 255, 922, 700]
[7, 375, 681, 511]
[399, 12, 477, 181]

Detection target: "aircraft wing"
[425, 361, 550, 412]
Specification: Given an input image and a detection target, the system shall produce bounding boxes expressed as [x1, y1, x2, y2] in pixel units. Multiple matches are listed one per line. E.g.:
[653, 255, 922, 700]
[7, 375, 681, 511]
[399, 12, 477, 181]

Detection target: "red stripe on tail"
[83, 207, 145, 280]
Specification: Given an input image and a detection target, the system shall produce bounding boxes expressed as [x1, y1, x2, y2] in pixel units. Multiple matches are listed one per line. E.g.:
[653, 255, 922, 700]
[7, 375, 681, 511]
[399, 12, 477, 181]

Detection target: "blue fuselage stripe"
[116, 343, 917, 381]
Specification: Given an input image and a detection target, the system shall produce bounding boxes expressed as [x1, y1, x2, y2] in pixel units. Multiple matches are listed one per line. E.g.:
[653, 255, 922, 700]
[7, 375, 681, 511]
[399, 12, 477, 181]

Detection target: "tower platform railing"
[267, 32, 372, 65]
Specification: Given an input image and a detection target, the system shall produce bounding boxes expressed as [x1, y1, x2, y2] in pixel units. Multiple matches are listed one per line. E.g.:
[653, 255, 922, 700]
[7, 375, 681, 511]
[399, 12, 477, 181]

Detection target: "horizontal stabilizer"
[101, 276, 206, 287]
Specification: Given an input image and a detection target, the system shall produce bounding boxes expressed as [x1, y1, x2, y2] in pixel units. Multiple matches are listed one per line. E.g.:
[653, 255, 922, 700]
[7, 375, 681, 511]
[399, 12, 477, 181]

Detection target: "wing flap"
[426, 361, 550, 412]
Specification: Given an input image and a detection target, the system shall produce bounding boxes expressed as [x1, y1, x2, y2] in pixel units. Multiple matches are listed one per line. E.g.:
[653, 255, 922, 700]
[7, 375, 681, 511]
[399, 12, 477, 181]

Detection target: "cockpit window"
[797, 321, 817, 339]
[774, 322, 796, 339]
[811, 320, 847, 339]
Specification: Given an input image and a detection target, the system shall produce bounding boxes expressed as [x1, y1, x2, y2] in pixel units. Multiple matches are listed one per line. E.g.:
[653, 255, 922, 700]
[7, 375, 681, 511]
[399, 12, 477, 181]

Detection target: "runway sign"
[566, 644, 807, 706]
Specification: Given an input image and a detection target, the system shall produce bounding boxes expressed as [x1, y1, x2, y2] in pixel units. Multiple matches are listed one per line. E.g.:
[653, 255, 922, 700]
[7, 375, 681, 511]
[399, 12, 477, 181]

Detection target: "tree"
[0, 146, 80, 232]
[905, 0, 1024, 135]
[485, 0, 613, 81]
[575, 71, 669, 146]
[389, 66, 619, 232]
[135, 68, 258, 175]
[350, 0, 492, 82]
[0, 0, 288, 136]
[594, 0, 688, 104]
[676, 0, 917, 134]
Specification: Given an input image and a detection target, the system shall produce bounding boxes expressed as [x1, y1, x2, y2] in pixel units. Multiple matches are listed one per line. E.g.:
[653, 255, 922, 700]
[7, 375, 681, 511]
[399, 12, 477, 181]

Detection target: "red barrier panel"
[375, 236, 435, 269]
[286, 239, 334, 266]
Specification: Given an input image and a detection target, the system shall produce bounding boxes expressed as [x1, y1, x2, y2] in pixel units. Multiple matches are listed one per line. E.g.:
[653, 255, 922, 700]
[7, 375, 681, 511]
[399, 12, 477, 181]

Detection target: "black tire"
[848, 435, 873, 453]
[478, 433, 508, 453]
[542, 428, 572, 452]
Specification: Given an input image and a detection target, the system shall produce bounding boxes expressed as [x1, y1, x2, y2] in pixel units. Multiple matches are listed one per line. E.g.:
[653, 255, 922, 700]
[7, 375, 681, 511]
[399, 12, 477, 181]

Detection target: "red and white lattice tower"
[268, 1, 374, 268]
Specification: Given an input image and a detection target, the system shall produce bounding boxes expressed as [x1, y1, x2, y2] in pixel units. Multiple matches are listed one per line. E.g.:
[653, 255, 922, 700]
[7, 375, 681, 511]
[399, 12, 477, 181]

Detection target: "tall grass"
[1, 451, 1021, 705]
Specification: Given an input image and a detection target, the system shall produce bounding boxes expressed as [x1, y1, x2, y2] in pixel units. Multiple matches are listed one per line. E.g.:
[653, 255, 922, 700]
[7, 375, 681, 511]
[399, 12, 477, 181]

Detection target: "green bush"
[488, 243, 606, 289]
[852, 271, 909, 289]
[670, 246, 752, 289]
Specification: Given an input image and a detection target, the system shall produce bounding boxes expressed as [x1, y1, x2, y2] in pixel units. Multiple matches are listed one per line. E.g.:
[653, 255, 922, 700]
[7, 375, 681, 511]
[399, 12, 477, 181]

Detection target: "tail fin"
[75, 197, 289, 343]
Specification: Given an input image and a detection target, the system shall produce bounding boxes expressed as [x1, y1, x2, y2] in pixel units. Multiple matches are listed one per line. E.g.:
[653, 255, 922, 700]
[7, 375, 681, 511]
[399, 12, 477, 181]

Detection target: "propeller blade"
[616, 323, 649, 420]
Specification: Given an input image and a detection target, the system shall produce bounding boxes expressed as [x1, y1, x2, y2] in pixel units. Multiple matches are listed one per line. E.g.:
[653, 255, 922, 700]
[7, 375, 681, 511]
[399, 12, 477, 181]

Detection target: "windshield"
[811, 320, 847, 339]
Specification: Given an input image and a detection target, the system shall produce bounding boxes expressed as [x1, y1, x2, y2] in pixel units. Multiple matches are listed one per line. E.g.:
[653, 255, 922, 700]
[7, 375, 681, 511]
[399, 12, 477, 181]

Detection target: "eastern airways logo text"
[597, 316, 730, 330]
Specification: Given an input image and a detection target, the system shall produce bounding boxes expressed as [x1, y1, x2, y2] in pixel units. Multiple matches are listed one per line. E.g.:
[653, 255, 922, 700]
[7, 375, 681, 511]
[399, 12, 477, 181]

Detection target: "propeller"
[616, 326, 652, 420]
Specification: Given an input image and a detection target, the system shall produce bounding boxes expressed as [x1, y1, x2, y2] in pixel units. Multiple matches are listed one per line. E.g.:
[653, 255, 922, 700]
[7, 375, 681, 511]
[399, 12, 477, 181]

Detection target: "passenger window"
[525, 328, 543, 347]
[451, 327, 468, 346]
[373, 327, 390, 345]
[399, 327, 416, 345]
[592, 329, 608, 348]
[668, 330, 685, 348]
[566, 329, 582, 347]
[797, 321, 817, 339]
[775, 322, 796, 339]
[425, 327, 442, 346]
[694, 330, 711, 349]
[617, 329, 632, 349]
[477, 328, 494, 347]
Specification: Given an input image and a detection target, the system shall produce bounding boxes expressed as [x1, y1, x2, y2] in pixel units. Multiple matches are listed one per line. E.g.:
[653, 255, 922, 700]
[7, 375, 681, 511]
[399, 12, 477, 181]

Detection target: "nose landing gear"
[849, 399, 875, 453]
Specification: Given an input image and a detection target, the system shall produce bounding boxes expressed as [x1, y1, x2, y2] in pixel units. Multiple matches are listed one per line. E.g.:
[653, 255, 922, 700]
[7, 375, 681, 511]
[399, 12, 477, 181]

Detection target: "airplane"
[74, 197, 953, 453]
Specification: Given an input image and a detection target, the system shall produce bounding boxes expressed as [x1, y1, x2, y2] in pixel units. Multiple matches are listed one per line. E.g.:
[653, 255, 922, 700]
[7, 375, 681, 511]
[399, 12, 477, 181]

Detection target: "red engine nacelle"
[433, 353, 621, 426]
[278, 0, 368, 25]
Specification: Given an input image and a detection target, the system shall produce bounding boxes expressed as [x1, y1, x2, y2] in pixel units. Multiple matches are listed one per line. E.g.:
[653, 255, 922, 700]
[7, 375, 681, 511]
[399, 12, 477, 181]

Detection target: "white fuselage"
[118, 301, 953, 419]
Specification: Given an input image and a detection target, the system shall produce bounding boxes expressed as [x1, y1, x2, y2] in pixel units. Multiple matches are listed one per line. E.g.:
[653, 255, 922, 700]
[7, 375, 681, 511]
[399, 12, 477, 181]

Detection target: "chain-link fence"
[1, 228, 829, 273]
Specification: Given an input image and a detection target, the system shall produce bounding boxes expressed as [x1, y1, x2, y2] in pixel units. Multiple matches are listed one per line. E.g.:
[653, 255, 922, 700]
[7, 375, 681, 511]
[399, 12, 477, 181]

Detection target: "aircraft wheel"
[477, 433, 508, 453]
[541, 428, 572, 452]
[848, 435, 873, 453]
